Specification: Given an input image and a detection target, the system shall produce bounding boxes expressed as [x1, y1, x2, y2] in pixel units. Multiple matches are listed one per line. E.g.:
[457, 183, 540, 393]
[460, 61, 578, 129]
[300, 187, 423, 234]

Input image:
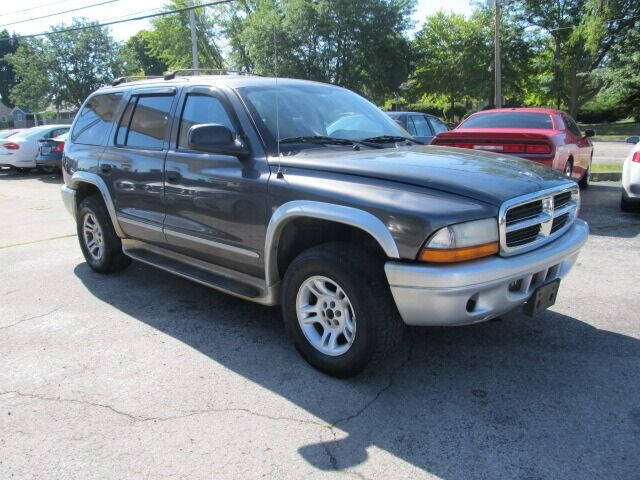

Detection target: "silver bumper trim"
[385, 219, 588, 326]
[61, 185, 76, 218]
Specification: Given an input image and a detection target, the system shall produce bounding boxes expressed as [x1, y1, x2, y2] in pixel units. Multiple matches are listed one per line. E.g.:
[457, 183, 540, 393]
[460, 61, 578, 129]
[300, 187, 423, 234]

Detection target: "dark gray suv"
[61, 73, 588, 377]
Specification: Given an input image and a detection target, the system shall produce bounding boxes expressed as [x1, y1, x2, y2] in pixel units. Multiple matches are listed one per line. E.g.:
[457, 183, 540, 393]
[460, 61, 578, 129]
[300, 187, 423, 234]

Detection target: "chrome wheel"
[82, 212, 104, 261]
[296, 275, 356, 356]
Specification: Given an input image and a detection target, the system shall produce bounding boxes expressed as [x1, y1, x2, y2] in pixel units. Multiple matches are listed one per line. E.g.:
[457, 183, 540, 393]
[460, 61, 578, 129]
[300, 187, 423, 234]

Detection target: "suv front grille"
[499, 185, 579, 256]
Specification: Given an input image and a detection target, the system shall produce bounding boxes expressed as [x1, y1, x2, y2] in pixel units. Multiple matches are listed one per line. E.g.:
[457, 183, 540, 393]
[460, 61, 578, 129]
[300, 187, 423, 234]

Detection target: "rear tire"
[578, 156, 591, 188]
[621, 194, 638, 213]
[563, 159, 573, 178]
[77, 195, 131, 273]
[281, 242, 404, 378]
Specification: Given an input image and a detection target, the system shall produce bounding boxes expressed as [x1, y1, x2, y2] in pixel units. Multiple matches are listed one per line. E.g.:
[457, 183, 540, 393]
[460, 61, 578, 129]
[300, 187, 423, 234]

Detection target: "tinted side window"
[564, 115, 582, 137]
[71, 93, 123, 145]
[411, 115, 432, 137]
[405, 116, 418, 136]
[178, 94, 236, 149]
[117, 95, 173, 149]
[428, 117, 448, 134]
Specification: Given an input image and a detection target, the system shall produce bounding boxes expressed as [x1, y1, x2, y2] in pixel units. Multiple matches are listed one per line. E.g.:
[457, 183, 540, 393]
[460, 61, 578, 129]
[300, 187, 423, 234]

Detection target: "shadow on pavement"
[0, 169, 63, 184]
[579, 183, 640, 237]
[74, 259, 640, 478]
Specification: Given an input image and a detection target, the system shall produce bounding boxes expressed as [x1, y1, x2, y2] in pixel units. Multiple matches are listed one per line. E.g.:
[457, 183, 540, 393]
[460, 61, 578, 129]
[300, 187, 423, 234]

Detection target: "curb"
[590, 172, 622, 182]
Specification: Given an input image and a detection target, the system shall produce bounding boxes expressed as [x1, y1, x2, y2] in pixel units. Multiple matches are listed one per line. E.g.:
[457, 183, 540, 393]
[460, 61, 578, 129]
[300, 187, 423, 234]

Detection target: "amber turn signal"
[419, 242, 499, 263]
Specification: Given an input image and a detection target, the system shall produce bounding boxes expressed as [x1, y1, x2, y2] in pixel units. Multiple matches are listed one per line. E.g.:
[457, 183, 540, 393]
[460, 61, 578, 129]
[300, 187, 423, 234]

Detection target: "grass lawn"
[592, 163, 622, 173]
[578, 120, 640, 141]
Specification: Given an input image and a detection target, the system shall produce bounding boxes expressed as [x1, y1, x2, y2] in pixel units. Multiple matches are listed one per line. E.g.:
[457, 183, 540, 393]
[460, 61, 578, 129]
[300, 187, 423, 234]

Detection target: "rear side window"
[563, 115, 582, 137]
[177, 94, 236, 149]
[460, 112, 553, 129]
[71, 93, 123, 145]
[410, 115, 432, 137]
[428, 117, 448, 134]
[116, 94, 174, 149]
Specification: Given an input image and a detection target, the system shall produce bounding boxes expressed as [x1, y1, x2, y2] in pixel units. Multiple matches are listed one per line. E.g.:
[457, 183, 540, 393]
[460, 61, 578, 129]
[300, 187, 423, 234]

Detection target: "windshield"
[237, 83, 411, 153]
[460, 112, 554, 130]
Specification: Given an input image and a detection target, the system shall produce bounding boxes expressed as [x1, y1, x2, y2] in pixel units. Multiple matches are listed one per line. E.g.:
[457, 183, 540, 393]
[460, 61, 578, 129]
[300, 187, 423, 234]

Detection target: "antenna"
[273, 24, 283, 179]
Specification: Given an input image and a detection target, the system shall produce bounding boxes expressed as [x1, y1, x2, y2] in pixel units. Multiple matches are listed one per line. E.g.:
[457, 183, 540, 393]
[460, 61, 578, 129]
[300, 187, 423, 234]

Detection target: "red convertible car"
[431, 108, 594, 187]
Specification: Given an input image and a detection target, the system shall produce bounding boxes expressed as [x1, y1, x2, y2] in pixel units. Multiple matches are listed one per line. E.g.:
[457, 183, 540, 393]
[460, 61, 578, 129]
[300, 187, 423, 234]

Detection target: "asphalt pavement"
[1, 171, 639, 479]
[592, 140, 634, 166]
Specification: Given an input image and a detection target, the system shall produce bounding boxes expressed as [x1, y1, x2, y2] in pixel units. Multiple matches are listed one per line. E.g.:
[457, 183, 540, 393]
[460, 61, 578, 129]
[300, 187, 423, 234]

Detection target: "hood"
[276, 145, 573, 206]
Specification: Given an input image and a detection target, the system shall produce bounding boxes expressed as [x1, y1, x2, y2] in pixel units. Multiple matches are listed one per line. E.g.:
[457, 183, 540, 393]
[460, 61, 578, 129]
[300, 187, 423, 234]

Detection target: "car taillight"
[525, 144, 552, 154]
[54, 141, 65, 153]
[3, 142, 19, 150]
[632, 152, 640, 163]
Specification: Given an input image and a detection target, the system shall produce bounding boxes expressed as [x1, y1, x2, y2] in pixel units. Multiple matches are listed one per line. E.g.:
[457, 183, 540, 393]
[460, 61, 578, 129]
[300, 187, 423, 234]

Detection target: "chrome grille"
[499, 185, 579, 256]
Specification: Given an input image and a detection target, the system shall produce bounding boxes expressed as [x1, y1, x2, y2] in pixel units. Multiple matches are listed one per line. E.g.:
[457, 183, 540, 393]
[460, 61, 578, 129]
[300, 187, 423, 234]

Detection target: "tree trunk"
[568, 68, 579, 118]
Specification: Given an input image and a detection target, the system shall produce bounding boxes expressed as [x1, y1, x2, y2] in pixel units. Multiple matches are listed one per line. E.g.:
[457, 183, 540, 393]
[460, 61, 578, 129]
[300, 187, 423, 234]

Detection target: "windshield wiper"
[279, 135, 384, 149]
[361, 135, 422, 145]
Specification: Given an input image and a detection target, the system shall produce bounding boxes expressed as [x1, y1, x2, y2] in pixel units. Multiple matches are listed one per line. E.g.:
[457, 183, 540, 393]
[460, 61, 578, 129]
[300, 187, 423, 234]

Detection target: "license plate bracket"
[41, 147, 51, 154]
[523, 279, 560, 317]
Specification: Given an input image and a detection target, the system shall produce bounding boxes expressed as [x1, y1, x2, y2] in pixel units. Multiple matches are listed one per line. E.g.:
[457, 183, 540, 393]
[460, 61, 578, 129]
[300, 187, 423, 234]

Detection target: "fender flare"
[264, 200, 400, 286]
[69, 171, 125, 238]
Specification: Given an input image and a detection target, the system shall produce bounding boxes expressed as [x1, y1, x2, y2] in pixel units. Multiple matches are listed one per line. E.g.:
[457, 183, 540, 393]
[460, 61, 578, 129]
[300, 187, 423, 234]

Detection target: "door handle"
[166, 171, 181, 184]
[100, 163, 112, 174]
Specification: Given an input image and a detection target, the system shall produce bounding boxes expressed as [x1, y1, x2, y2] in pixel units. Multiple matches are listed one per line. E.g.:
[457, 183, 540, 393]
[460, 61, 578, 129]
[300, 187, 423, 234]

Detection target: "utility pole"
[187, 0, 199, 70]
[494, 0, 502, 108]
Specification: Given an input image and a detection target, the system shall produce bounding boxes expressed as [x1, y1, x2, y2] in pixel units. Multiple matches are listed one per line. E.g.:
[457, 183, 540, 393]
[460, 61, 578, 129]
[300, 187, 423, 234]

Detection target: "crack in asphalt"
[0, 389, 327, 427]
[0, 233, 77, 250]
[0, 308, 60, 331]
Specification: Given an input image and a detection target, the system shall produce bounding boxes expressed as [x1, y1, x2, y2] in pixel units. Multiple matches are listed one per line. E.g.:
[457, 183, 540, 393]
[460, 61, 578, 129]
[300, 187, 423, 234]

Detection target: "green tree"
[223, 0, 415, 103]
[8, 19, 122, 110]
[0, 30, 19, 108]
[146, 0, 224, 70]
[121, 30, 168, 76]
[514, 0, 640, 116]
[411, 12, 488, 117]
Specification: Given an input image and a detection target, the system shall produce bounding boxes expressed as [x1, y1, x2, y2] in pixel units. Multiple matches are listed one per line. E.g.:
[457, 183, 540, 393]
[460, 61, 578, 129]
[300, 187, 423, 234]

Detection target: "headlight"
[419, 218, 499, 263]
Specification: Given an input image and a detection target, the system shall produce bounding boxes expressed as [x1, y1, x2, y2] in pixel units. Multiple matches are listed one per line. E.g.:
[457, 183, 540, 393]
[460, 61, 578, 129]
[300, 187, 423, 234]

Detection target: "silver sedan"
[621, 136, 640, 211]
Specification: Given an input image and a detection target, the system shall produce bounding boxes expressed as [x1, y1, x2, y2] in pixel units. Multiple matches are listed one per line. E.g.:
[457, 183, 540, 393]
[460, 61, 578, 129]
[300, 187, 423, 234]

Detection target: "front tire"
[77, 196, 131, 273]
[281, 242, 404, 378]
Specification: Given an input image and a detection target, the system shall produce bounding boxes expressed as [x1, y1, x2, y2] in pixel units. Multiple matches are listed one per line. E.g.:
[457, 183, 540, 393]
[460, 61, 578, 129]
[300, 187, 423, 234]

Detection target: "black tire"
[15, 167, 32, 174]
[39, 165, 57, 174]
[563, 159, 573, 178]
[281, 242, 404, 378]
[578, 156, 591, 189]
[77, 195, 131, 273]
[620, 194, 638, 213]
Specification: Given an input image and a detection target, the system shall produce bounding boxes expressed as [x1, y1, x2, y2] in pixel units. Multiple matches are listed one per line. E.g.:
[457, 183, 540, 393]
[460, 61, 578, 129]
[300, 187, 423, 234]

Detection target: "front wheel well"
[276, 218, 388, 280]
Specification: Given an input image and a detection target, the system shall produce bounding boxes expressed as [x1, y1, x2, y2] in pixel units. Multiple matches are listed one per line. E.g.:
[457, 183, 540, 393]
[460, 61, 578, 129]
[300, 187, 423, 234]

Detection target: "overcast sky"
[2, 0, 472, 42]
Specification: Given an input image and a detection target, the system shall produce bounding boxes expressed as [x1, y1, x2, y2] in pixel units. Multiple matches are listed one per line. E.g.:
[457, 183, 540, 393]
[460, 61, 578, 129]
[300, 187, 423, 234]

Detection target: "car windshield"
[236, 83, 411, 153]
[460, 112, 554, 129]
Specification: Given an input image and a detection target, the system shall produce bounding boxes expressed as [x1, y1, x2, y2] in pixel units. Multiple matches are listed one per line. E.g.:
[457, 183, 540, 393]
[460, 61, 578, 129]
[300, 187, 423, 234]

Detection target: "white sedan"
[0, 125, 70, 173]
[621, 137, 640, 211]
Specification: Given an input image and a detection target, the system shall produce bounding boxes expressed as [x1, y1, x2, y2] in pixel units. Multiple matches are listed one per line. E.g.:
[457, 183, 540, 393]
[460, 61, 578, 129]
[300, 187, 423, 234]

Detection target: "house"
[0, 101, 13, 127]
[10, 106, 36, 128]
[0, 101, 78, 128]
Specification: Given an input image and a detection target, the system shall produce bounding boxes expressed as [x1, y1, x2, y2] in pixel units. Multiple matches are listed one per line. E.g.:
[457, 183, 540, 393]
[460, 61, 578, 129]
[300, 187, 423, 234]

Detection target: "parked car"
[0, 125, 70, 173]
[61, 74, 588, 377]
[626, 136, 639, 144]
[431, 108, 594, 187]
[621, 140, 640, 212]
[0, 128, 24, 139]
[386, 111, 449, 143]
[36, 132, 68, 173]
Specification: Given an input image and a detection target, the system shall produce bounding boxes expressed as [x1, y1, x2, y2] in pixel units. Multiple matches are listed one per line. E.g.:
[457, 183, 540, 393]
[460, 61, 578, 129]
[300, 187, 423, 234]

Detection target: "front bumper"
[385, 219, 589, 326]
[61, 185, 77, 217]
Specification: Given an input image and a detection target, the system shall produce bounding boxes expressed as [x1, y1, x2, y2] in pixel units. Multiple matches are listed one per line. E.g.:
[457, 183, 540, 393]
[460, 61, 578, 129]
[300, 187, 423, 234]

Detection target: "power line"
[0, 0, 236, 42]
[0, 0, 78, 19]
[0, 0, 120, 28]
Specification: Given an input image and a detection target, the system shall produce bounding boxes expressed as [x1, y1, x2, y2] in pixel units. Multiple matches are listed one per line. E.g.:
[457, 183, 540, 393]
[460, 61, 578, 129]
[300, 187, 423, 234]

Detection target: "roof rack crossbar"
[163, 69, 258, 80]
[111, 75, 163, 86]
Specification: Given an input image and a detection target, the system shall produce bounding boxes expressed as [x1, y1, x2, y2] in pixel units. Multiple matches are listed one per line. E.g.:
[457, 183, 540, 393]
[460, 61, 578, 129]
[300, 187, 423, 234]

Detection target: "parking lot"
[1, 169, 639, 479]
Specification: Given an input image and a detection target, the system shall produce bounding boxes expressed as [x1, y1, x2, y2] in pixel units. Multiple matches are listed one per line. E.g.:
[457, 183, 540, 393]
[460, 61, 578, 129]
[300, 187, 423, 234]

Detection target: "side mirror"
[584, 129, 595, 138]
[626, 136, 640, 144]
[188, 123, 249, 158]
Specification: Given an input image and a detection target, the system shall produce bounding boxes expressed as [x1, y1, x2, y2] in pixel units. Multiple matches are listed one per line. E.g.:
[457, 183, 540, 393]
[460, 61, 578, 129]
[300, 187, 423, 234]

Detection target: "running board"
[121, 239, 278, 305]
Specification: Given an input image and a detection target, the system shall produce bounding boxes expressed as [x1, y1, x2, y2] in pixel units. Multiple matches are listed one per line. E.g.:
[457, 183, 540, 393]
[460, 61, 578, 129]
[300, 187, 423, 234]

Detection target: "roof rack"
[111, 75, 163, 86]
[162, 69, 258, 80]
